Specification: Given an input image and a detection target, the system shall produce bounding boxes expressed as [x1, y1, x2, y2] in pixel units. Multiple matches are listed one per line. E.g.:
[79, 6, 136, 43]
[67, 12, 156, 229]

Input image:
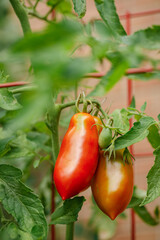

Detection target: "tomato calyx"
[123, 147, 135, 164]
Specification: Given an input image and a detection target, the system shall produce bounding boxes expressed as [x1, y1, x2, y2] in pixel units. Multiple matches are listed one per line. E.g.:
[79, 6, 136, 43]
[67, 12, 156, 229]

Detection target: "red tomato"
[91, 150, 133, 220]
[54, 113, 99, 200]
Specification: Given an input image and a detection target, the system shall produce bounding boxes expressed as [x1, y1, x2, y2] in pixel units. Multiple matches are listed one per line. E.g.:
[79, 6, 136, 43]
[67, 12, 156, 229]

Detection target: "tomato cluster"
[54, 111, 133, 219]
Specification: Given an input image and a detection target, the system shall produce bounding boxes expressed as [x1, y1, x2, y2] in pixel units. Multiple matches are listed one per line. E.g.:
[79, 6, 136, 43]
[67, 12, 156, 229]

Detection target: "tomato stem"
[9, 0, 31, 35]
[66, 223, 74, 240]
[60, 99, 107, 118]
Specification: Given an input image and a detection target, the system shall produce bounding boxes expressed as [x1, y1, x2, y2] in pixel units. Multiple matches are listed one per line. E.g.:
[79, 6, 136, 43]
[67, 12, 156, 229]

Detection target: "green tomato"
[98, 127, 112, 149]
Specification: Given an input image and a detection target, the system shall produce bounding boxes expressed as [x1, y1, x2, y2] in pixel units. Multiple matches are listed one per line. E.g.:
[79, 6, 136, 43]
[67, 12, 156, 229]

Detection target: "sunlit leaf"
[115, 116, 156, 150]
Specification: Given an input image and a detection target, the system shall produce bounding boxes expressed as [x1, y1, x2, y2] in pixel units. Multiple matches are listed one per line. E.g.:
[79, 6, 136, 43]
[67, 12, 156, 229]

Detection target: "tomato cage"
[0, 8, 160, 240]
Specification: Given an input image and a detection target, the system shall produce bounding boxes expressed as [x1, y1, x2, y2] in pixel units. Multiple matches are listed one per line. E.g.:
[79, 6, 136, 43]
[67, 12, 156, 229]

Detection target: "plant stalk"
[9, 0, 31, 35]
[66, 223, 74, 240]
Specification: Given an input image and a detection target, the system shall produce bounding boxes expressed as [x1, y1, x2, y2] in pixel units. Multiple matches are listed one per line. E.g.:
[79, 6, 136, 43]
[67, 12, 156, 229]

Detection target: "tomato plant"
[0, 0, 160, 240]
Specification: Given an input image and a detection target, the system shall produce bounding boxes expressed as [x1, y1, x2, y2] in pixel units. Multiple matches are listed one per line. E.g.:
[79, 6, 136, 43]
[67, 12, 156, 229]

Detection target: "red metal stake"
[126, 11, 136, 240]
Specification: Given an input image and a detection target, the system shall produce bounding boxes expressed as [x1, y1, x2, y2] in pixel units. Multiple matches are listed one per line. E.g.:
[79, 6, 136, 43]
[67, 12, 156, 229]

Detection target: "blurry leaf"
[59, 107, 75, 128]
[158, 114, 160, 121]
[50, 196, 85, 224]
[115, 116, 156, 150]
[27, 131, 51, 153]
[111, 109, 130, 134]
[0, 88, 21, 110]
[122, 25, 160, 50]
[72, 0, 86, 18]
[12, 19, 82, 53]
[140, 147, 160, 206]
[147, 125, 160, 149]
[140, 101, 147, 112]
[7, 90, 49, 133]
[154, 206, 160, 219]
[94, 20, 113, 40]
[128, 186, 146, 208]
[130, 96, 136, 108]
[75, 222, 98, 240]
[55, 0, 72, 14]
[0, 164, 47, 239]
[134, 206, 158, 226]
[0, 136, 13, 157]
[47, 0, 59, 6]
[89, 200, 117, 239]
[94, 0, 126, 37]
[89, 62, 128, 96]
[127, 71, 160, 80]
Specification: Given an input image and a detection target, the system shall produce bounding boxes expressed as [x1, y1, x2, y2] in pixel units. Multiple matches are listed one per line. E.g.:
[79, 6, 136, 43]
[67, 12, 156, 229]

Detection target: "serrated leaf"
[0, 164, 47, 239]
[122, 25, 160, 50]
[111, 108, 130, 134]
[147, 125, 160, 149]
[89, 62, 128, 96]
[140, 147, 160, 206]
[130, 96, 136, 108]
[72, 0, 86, 18]
[50, 196, 85, 224]
[140, 101, 147, 112]
[115, 116, 156, 150]
[94, 0, 126, 37]
[0, 88, 21, 110]
[134, 206, 158, 226]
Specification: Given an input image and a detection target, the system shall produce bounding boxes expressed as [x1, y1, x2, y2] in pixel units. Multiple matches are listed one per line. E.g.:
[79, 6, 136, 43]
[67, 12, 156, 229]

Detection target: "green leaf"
[89, 199, 117, 239]
[72, 0, 86, 18]
[128, 186, 146, 208]
[122, 25, 160, 50]
[134, 206, 158, 226]
[94, 20, 113, 40]
[140, 101, 147, 112]
[0, 164, 47, 238]
[89, 62, 128, 96]
[55, 0, 72, 14]
[0, 222, 33, 240]
[158, 114, 160, 121]
[111, 108, 130, 134]
[0, 137, 13, 157]
[127, 71, 160, 81]
[50, 196, 85, 224]
[0, 88, 21, 110]
[147, 125, 160, 149]
[115, 116, 156, 150]
[130, 96, 136, 108]
[94, 0, 126, 37]
[154, 206, 160, 219]
[140, 147, 160, 206]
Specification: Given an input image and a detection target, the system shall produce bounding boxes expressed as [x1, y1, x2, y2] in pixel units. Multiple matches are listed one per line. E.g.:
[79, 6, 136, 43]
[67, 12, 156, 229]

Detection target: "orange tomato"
[91, 150, 133, 220]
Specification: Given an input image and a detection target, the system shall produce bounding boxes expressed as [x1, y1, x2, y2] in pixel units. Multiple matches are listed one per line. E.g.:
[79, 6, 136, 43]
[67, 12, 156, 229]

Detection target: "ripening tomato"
[54, 113, 99, 200]
[91, 150, 133, 220]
